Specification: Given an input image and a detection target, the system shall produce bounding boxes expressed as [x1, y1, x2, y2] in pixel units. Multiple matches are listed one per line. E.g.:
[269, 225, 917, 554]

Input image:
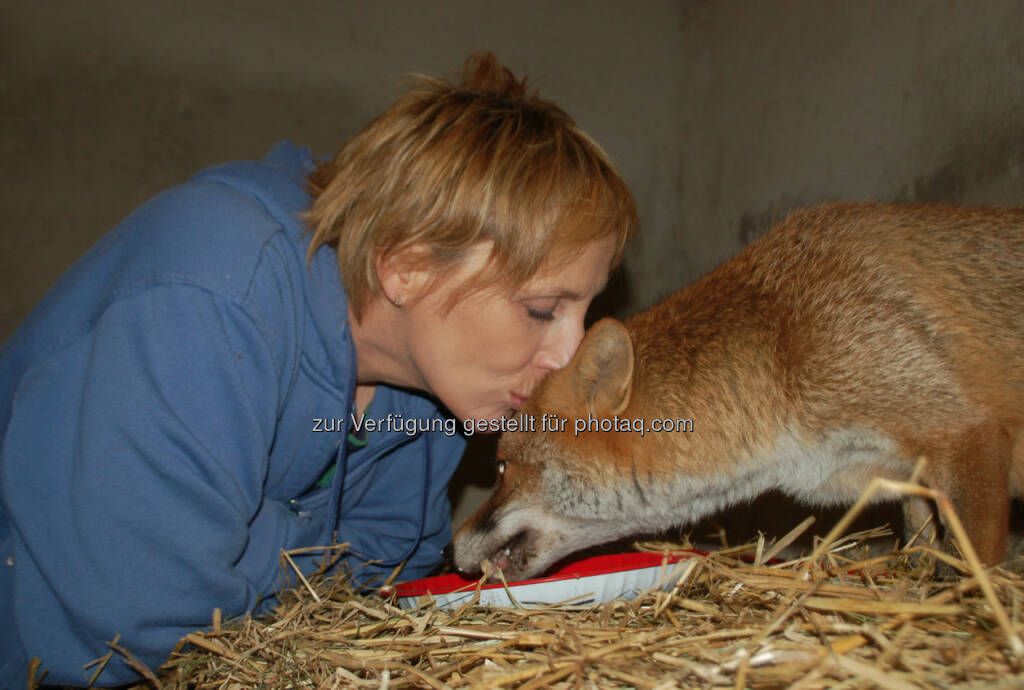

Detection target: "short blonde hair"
[305, 53, 637, 320]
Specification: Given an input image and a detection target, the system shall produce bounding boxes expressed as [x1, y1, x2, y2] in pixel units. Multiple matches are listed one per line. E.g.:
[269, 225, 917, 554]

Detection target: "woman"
[0, 53, 636, 686]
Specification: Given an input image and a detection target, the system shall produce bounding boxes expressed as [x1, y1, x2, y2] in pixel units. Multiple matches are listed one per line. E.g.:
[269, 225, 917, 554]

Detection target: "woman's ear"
[377, 244, 435, 308]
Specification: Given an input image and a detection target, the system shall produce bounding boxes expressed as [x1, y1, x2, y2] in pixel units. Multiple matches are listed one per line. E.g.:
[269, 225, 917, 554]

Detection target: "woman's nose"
[534, 316, 585, 372]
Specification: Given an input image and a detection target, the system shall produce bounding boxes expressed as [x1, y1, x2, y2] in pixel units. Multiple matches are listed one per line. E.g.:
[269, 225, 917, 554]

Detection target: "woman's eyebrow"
[521, 288, 580, 300]
[521, 275, 610, 301]
[526, 285, 606, 301]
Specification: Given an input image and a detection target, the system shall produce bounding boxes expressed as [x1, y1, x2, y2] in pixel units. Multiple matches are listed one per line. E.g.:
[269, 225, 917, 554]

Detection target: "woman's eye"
[526, 306, 556, 322]
[518, 294, 559, 323]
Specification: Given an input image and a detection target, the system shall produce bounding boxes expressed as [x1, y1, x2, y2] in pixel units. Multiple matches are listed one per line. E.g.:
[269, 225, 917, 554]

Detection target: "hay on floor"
[146, 474, 1023, 689]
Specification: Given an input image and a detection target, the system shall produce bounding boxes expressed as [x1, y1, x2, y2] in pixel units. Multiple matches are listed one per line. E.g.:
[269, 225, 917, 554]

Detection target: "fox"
[452, 202, 1024, 581]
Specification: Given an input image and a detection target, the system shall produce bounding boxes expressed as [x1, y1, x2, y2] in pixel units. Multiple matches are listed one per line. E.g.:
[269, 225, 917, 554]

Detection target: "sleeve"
[335, 428, 466, 586]
[1, 284, 290, 686]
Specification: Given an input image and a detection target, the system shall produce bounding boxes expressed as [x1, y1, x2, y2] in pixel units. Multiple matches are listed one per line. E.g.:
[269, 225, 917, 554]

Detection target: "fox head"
[452, 318, 663, 580]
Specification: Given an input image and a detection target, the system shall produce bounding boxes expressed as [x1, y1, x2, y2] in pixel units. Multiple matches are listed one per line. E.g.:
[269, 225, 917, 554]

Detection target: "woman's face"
[403, 237, 618, 424]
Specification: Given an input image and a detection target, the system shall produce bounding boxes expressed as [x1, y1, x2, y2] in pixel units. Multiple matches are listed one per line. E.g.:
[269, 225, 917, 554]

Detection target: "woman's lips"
[509, 392, 527, 409]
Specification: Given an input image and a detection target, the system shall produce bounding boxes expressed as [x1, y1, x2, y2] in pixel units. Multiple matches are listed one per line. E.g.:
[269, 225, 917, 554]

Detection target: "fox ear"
[569, 318, 634, 416]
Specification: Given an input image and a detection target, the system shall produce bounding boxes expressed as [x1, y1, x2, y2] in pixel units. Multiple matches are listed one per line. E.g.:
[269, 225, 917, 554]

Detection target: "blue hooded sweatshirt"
[0, 142, 466, 687]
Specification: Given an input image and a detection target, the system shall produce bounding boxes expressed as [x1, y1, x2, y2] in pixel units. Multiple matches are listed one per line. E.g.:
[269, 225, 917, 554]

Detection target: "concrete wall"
[1, 0, 685, 339]
[4, 1, 1024, 539]
[671, 1, 1024, 282]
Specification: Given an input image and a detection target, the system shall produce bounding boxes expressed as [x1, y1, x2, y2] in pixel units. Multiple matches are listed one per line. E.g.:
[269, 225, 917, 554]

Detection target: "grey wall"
[671, 1, 1024, 282]
[1, 0, 685, 339]
[4, 1, 1024, 536]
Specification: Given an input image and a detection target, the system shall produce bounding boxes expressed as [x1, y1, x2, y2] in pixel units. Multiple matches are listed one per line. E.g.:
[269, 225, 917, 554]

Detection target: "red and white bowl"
[394, 550, 703, 610]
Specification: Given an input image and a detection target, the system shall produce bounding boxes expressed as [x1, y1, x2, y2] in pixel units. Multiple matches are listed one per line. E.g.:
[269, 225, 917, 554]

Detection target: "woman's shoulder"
[110, 142, 317, 301]
[1, 144, 326, 394]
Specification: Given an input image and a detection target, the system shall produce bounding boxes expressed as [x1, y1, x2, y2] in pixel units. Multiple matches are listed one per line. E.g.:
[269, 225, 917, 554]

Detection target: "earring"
[393, 296, 404, 307]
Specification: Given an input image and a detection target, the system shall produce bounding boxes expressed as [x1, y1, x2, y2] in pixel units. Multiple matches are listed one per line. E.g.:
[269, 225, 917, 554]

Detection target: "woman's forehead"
[517, 237, 616, 298]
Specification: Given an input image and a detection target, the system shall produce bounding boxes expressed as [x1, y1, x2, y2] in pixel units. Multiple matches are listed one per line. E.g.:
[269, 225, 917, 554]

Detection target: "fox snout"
[451, 460, 565, 580]
[453, 499, 628, 582]
[452, 452, 639, 580]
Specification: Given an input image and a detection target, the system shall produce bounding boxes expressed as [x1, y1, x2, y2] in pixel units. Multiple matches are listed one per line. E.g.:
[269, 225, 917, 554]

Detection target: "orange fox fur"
[452, 202, 1024, 580]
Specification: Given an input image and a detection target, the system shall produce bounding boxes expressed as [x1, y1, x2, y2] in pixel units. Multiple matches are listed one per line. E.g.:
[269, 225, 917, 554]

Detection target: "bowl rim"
[394, 549, 705, 597]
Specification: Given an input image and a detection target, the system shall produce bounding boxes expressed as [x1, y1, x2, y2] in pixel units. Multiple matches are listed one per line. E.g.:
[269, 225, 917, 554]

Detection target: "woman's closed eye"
[526, 306, 556, 321]
[523, 297, 559, 322]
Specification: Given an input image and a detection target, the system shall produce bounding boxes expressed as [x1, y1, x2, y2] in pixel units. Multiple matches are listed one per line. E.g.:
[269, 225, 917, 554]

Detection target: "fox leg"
[927, 420, 1013, 566]
[901, 491, 940, 552]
